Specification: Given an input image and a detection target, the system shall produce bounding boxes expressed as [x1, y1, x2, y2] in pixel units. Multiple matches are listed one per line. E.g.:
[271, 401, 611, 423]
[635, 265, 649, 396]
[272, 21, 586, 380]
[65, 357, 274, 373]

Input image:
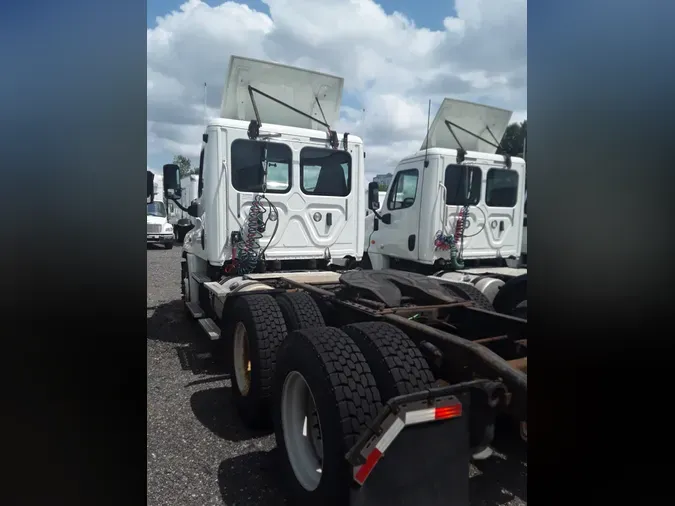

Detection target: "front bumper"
[147, 234, 174, 244]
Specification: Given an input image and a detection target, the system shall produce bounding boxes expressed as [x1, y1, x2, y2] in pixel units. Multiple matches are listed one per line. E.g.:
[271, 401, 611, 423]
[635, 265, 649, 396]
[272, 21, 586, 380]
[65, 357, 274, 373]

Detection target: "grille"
[147, 224, 162, 234]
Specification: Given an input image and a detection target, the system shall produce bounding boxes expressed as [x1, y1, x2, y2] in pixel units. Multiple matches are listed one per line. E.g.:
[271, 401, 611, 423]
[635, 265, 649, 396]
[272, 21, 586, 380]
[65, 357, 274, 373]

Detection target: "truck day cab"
[365, 98, 527, 318]
[158, 56, 527, 506]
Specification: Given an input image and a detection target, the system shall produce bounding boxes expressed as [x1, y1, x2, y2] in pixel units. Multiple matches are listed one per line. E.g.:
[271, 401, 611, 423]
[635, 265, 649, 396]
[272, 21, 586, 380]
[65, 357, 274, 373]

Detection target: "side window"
[197, 148, 205, 197]
[486, 168, 519, 207]
[300, 147, 351, 196]
[231, 139, 292, 193]
[387, 169, 419, 210]
[445, 165, 481, 205]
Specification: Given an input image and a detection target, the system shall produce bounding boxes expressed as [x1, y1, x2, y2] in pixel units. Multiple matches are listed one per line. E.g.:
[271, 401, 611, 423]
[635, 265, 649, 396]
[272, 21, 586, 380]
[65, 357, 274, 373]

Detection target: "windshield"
[147, 201, 167, 217]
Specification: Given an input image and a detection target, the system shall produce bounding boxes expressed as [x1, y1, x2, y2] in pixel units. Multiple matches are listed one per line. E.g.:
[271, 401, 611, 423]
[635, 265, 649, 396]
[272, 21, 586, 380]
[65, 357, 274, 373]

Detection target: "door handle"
[326, 213, 332, 227]
[499, 221, 504, 232]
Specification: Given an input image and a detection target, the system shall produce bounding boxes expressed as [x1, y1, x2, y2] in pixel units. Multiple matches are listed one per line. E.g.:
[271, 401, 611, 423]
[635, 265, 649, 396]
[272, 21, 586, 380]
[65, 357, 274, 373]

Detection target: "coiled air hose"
[232, 193, 279, 275]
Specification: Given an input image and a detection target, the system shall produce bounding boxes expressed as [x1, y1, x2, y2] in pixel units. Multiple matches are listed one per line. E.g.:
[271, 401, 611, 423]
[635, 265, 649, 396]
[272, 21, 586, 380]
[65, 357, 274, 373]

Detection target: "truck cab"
[163, 56, 365, 285]
[146, 173, 174, 249]
[366, 98, 526, 274]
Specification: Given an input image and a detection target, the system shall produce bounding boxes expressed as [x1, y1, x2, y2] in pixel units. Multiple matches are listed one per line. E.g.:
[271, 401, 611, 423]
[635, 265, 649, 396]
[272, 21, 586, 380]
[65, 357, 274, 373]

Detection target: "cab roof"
[401, 147, 525, 165]
[206, 117, 363, 146]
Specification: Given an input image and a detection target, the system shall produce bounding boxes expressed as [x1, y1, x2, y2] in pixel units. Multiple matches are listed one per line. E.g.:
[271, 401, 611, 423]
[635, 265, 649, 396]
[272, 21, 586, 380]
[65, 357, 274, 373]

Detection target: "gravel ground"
[147, 244, 527, 506]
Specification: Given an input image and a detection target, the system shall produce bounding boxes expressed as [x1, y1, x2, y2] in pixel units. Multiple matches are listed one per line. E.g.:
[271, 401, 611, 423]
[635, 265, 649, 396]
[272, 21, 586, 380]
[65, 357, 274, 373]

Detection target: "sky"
[147, 0, 527, 181]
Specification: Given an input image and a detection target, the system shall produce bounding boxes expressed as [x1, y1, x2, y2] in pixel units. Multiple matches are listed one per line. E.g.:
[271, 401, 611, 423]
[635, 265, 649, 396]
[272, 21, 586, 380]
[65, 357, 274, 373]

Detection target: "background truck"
[363, 98, 527, 319]
[158, 56, 527, 506]
[147, 172, 174, 249]
[170, 174, 199, 242]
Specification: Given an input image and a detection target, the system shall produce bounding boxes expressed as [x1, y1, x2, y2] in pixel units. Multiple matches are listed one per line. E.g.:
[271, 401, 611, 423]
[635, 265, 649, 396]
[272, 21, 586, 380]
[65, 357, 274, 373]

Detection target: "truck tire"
[273, 327, 382, 506]
[227, 294, 287, 429]
[492, 274, 527, 319]
[164, 242, 173, 250]
[276, 291, 325, 331]
[341, 322, 434, 400]
[443, 281, 495, 312]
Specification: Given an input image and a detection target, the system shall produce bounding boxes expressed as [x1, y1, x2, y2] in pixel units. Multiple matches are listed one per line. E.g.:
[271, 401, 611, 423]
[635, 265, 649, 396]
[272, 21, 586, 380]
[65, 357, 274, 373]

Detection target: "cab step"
[186, 302, 205, 319]
[191, 273, 212, 284]
[198, 318, 221, 341]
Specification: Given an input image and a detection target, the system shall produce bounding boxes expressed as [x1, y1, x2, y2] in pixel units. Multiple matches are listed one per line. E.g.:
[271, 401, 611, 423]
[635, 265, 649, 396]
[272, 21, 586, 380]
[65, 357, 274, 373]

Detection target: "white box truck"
[146, 172, 174, 249]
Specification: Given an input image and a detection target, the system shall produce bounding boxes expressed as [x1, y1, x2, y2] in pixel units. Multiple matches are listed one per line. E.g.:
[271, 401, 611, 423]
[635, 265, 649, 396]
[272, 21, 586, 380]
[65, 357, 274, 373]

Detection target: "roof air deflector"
[220, 56, 344, 131]
[420, 98, 513, 153]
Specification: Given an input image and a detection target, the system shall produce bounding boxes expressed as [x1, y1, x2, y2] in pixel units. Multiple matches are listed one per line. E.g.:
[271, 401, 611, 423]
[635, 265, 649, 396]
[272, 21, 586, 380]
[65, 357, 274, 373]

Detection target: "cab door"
[371, 162, 423, 261]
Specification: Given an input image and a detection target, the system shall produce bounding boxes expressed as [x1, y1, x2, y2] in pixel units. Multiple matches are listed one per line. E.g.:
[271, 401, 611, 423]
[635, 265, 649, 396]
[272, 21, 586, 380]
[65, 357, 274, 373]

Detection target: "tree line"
[497, 120, 527, 159]
[172, 155, 199, 177]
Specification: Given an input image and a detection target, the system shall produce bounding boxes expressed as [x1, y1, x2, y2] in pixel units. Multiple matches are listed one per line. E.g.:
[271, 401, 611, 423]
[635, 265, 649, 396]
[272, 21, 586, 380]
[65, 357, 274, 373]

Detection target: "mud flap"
[349, 393, 471, 506]
[345, 379, 503, 506]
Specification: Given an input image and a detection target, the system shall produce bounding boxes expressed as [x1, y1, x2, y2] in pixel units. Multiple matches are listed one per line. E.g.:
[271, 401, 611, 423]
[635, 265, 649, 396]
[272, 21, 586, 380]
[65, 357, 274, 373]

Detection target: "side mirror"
[187, 202, 199, 218]
[367, 182, 380, 211]
[147, 171, 155, 202]
[163, 164, 181, 198]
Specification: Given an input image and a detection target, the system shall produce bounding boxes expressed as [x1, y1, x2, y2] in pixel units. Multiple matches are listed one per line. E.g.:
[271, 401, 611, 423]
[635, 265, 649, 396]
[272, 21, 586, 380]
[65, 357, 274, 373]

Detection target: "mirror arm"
[167, 195, 199, 218]
[372, 209, 385, 221]
[167, 195, 187, 211]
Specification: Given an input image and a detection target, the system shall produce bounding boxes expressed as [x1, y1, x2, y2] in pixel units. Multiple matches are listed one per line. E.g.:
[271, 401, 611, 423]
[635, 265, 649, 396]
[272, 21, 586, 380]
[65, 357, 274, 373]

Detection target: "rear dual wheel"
[274, 327, 382, 506]
[227, 291, 325, 430]
[274, 322, 435, 505]
[227, 294, 287, 429]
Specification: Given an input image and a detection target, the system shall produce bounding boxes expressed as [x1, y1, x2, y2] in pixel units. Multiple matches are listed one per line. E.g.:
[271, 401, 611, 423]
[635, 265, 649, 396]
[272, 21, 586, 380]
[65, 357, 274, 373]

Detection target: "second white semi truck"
[364, 98, 527, 319]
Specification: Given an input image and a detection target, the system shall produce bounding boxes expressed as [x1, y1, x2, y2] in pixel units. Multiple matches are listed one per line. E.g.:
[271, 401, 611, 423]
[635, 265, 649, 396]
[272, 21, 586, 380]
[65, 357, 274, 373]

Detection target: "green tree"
[498, 120, 527, 157]
[378, 183, 388, 191]
[173, 155, 195, 177]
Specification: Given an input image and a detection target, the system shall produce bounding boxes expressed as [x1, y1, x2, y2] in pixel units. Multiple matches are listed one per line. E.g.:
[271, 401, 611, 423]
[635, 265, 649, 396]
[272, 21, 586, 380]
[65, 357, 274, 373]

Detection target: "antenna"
[361, 107, 367, 136]
[423, 99, 431, 168]
[203, 82, 207, 126]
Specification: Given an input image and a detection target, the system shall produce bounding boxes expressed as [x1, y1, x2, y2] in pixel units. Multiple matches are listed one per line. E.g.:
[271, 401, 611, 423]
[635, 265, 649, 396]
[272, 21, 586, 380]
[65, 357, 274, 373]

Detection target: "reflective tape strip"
[405, 404, 462, 425]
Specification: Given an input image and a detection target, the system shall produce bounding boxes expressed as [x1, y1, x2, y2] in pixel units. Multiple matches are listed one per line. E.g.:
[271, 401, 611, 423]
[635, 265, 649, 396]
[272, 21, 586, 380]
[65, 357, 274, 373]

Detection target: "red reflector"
[354, 448, 383, 485]
[435, 404, 462, 420]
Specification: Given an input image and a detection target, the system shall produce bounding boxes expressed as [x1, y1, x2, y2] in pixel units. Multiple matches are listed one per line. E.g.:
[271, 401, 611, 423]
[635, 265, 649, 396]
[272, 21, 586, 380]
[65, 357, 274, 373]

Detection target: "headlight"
[164, 224, 173, 232]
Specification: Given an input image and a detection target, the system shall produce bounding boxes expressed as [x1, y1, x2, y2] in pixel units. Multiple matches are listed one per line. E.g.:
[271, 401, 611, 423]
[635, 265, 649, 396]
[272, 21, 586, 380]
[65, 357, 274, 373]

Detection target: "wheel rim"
[281, 371, 324, 491]
[233, 322, 252, 396]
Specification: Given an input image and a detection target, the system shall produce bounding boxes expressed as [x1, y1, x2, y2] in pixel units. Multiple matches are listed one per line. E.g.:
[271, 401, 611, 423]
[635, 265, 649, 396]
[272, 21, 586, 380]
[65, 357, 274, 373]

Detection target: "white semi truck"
[364, 98, 527, 319]
[146, 172, 174, 249]
[158, 56, 526, 506]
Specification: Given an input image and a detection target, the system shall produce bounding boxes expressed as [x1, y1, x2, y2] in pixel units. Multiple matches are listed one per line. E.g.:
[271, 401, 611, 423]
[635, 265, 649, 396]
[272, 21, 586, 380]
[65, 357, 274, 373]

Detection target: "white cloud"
[147, 0, 527, 181]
